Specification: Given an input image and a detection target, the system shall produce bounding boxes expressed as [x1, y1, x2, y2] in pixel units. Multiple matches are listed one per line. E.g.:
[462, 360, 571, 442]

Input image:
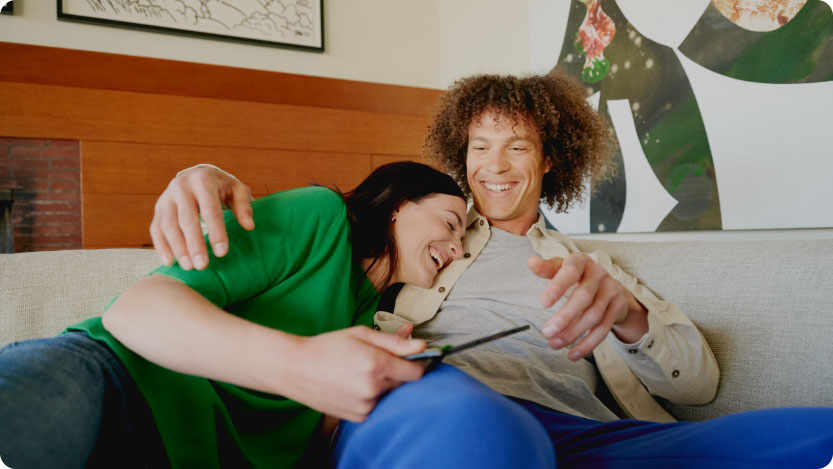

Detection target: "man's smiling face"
[465, 110, 551, 234]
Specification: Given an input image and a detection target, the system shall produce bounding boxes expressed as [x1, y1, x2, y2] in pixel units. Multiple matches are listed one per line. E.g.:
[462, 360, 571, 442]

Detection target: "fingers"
[156, 194, 193, 270]
[150, 211, 174, 266]
[565, 301, 622, 360]
[192, 183, 229, 261]
[539, 255, 585, 308]
[527, 255, 563, 279]
[351, 327, 425, 383]
[548, 286, 622, 360]
[394, 322, 414, 339]
[354, 325, 425, 356]
[177, 194, 210, 271]
[229, 181, 255, 231]
[537, 253, 631, 360]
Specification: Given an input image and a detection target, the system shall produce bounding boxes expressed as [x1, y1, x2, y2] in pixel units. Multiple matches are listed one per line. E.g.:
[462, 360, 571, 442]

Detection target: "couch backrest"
[2, 241, 832, 421]
[0, 249, 159, 345]
[575, 238, 833, 421]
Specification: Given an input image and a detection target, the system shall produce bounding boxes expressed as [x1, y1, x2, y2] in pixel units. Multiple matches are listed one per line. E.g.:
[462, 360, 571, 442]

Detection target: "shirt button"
[647, 340, 654, 349]
[628, 349, 638, 354]
[438, 286, 446, 293]
[373, 325, 381, 331]
[479, 220, 484, 226]
[464, 253, 471, 258]
[672, 370, 680, 378]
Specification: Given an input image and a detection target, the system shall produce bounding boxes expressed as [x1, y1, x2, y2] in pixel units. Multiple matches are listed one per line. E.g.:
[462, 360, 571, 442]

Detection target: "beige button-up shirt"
[375, 209, 720, 423]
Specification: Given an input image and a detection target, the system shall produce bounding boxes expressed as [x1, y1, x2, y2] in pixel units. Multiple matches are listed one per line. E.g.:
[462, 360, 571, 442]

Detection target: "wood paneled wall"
[0, 43, 442, 248]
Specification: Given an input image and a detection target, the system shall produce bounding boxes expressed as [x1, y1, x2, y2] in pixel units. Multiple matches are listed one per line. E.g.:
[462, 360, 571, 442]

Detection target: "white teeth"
[429, 248, 444, 269]
[483, 182, 514, 192]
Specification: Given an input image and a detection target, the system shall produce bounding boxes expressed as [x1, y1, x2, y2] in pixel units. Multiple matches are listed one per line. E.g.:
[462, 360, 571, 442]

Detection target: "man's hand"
[150, 165, 254, 270]
[283, 326, 426, 422]
[528, 253, 648, 361]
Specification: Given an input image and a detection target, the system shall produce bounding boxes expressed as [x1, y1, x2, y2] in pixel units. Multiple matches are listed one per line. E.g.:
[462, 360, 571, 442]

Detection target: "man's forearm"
[611, 291, 649, 344]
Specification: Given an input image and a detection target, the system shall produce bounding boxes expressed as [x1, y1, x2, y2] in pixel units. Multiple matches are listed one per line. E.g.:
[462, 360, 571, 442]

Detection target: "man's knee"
[335, 364, 554, 467]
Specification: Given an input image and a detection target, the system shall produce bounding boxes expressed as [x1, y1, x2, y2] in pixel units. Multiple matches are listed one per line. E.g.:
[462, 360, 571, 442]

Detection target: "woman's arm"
[103, 274, 426, 421]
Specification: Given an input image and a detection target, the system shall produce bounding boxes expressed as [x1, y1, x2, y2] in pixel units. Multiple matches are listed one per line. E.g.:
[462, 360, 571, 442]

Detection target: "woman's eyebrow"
[445, 209, 464, 229]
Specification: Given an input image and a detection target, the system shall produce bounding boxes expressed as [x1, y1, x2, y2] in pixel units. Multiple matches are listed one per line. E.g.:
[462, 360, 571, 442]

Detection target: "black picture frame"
[57, 0, 324, 53]
[1, 1, 14, 16]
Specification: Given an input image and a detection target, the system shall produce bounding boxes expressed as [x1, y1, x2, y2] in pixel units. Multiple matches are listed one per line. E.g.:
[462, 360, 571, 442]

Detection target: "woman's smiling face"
[390, 193, 467, 288]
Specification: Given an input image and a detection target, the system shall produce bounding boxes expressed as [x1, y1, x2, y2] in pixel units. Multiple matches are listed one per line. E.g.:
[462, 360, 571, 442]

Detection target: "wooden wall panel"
[82, 142, 372, 195]
[81, 142, 373, 248]
[370, 154, 430, 170]
[0, 42, 442, 117]
[82, 194, 157, 248]
[0, 82, 431, 156]
[0, 44, 443, 249]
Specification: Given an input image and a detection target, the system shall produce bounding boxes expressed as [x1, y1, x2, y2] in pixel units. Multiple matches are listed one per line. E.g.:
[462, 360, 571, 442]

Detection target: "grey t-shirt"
[415, 226, 619, 421]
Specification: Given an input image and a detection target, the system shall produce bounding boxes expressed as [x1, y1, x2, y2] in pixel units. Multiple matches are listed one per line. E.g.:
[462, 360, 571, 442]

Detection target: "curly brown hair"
[424, 72, 614, 212]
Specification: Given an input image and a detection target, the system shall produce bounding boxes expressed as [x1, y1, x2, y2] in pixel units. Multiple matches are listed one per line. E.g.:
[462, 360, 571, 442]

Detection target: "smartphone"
[402, 324, 530, 362]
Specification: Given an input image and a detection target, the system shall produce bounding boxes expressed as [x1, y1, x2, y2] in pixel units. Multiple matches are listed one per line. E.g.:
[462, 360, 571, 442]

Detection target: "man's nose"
[485, 150, 510, 173]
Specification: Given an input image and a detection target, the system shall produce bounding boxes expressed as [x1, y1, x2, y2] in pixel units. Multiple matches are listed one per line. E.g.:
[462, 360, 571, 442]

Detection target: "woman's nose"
[449, 239, 464, 259]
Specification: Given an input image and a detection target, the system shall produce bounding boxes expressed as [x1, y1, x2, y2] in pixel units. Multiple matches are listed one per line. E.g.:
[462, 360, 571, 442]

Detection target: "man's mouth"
[481, 182, 516, 192]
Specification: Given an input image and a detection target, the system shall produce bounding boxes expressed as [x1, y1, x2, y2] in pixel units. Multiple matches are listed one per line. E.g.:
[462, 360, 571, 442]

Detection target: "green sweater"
[69, 186, 379, 467]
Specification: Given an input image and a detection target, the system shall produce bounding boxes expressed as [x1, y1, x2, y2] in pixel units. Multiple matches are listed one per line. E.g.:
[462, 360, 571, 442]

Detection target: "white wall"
[2, 0, 830, 241]
[0, 0, 442, 89]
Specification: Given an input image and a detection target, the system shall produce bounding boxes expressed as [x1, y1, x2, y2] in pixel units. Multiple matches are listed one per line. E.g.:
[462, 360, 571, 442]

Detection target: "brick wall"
[0, 137, 82, 252]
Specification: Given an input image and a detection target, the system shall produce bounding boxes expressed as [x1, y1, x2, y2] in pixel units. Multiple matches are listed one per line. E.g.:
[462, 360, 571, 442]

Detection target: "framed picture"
[1, 1, 14, 16]
[57, 0, 323, 52]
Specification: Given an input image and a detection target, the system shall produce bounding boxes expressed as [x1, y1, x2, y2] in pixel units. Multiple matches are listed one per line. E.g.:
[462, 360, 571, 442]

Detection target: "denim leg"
[333, 364, 555, 469]
[0, 331, 168, 469]
[518, 400, 833, 469]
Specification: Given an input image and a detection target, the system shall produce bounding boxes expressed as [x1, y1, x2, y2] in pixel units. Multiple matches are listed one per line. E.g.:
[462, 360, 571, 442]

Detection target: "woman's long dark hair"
[342, 162, 465, 290]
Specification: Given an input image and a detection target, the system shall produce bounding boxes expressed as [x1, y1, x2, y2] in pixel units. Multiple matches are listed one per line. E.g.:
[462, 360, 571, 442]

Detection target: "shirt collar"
[466, 207, 550, 238]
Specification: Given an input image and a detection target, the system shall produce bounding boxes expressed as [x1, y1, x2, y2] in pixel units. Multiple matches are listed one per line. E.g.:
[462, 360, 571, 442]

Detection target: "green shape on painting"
[582, 58, 610, 83]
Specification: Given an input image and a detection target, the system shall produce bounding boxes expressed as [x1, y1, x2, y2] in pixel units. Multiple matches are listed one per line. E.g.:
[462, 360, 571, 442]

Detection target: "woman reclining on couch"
[0, 162, 468, 468]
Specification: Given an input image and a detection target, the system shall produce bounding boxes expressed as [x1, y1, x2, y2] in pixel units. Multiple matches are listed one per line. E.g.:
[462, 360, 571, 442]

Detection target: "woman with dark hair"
[0, 162, 467, 468]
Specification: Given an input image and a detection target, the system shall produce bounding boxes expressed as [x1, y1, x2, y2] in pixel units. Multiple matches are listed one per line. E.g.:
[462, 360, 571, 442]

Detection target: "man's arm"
[529, 252, 719, 405]
[150, 165, 254, 270]
[528, 253, 648, 360]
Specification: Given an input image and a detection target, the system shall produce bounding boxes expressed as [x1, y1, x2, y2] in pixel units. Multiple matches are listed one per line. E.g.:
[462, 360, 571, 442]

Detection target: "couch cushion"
[0, 249, 159, 346]
[575, 239, 833, 421]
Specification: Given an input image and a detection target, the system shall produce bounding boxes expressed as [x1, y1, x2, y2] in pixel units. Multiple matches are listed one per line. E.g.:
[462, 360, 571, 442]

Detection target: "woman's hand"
[276, 326, 426, 422]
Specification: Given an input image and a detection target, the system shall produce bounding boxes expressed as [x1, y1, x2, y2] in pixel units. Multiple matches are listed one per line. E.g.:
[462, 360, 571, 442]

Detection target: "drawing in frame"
[57, 0, 324, 52]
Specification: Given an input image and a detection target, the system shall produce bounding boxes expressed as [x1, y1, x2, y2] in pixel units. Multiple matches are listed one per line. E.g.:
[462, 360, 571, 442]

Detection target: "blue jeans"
[334, 364, 833, 468]
[0, 332, 169, 469]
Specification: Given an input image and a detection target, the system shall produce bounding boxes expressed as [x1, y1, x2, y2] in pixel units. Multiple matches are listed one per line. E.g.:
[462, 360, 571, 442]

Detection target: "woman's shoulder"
[252, 186, 345, 218]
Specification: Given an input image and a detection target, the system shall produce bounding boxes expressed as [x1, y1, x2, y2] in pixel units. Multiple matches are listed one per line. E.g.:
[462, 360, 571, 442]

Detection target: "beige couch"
[1, 239, 832, 422]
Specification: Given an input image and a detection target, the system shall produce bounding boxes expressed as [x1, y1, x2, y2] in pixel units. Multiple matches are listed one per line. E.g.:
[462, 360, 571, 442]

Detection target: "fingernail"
[193, 254, 207, 270]
[161, 254, 173, 266]
[213, 243, 227, 257]
[178, 256, 193, 270]
[551, 338, 564, 349]
[542, 324, 558, 337]
[541, 292, 555, 306]
[569, 350, 580, 360]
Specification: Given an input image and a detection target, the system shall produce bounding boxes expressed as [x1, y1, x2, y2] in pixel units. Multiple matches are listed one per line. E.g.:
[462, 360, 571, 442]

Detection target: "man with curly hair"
[150, 73, 832, 467]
